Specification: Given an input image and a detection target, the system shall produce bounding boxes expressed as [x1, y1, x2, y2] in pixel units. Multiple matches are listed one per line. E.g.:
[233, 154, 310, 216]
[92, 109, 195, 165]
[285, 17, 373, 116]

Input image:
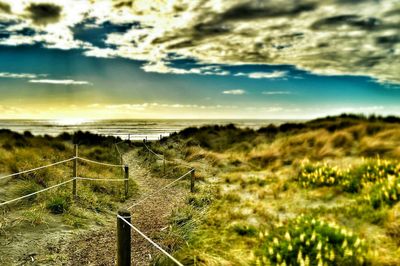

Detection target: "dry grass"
[158, 115, 400, 265]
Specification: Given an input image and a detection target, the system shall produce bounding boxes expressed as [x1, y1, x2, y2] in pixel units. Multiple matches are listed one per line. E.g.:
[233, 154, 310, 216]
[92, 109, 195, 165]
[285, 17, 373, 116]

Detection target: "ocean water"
[0, 119, 301, 140]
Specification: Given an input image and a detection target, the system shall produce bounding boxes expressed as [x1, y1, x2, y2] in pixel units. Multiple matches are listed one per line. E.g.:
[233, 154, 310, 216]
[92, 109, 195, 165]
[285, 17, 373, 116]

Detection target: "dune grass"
[148, 114, 400, 265]
[0, 130, 137, 236]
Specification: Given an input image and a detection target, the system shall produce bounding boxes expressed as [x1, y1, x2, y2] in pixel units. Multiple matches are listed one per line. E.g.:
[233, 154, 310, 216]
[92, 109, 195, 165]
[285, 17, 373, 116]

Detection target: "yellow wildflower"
[329, 249, 335, 261]
[285, 232, 291, 241]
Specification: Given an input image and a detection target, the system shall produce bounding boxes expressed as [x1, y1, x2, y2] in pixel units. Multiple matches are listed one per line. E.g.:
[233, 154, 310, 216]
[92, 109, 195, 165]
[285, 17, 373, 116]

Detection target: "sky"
[0, 0, 399, 120]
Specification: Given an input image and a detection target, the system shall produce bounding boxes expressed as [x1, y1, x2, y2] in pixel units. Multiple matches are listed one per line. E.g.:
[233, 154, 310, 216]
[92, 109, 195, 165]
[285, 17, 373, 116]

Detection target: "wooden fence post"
[124, 165, 129, 199]
[117, 209, 131, 266]
[190, 169, 195, 193]
[73, 144, 78, 198]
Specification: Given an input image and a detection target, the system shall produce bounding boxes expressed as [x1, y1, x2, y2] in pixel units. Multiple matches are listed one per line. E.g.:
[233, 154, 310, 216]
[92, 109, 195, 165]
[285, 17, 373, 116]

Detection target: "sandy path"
[64, 149, 188, 266]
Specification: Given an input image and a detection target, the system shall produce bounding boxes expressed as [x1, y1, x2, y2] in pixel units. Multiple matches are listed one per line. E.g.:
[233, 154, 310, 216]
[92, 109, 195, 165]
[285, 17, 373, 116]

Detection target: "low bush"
[297, 158, 400, 194]
[367, 175, 400, 208]
[46, 194, 71, 214]
[257, 215, 367, 265]
[232, 223, 257, 237]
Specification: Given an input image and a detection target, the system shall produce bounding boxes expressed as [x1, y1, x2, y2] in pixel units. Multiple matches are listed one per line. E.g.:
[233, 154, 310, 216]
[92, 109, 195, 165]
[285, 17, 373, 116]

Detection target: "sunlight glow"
[52, 118, 92, 125]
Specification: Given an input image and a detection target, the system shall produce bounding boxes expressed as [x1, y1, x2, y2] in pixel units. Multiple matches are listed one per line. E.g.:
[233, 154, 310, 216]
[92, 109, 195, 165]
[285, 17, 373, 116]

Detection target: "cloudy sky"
[0, 0, 399, 119]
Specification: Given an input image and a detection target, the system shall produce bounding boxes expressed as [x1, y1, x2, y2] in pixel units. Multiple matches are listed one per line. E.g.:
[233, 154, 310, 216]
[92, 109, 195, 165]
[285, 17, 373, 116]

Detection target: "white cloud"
[262, 91, 292, 95]
[141, 61, 230, 76]
[0, 72, 41, 79]
[29, 79, 92, 85]
[236, 71, 287, 79]
[222, 89, 246, 95]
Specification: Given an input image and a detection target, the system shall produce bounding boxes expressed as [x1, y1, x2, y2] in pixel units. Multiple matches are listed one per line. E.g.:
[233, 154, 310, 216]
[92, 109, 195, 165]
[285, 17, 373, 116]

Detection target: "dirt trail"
[63, 149, 189, 266]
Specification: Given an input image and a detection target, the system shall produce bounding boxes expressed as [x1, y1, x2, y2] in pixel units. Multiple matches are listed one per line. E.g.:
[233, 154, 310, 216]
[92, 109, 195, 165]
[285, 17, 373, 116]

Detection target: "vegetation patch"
[257, 215, 367, 265]
[297, 158, 400, 194]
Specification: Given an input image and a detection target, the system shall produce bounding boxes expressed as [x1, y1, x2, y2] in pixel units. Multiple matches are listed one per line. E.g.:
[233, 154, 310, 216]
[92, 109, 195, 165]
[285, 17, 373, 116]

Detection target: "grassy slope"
[0, 130, 137, 264]
[148, 114, 400, 265]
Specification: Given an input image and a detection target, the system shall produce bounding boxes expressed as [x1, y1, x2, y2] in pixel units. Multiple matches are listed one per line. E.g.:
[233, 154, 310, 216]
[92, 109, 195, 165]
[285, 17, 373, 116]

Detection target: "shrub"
[367, 175, 400, 208]
[46, 195, 71, 214]
[297, 163, 349, 188]
[187, 194, 212, 209]
[358, 158, 400, 184]
[331, 131, 353, 148]
[23, 131, 33, 138]
[49, 141, 66, 151]
[2, 143, 13, 151]
[232, 223, 257, 237]
[297, 159, 400, 194]
[257, 215, 367, 265]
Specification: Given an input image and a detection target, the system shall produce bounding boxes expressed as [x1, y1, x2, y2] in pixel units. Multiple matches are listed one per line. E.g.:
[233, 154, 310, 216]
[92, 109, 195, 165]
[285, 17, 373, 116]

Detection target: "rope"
[143, 142, 195, 170]
[143, 142, 164, 160]
[127, 170, 193, 210]
[0, 157, 75, 181]
[116, 140, 125, 145]
[115, 143, 123, 162]
[0, 178, 76, 207]
[77, 157, 124, 168]
[117, 215, 184, 266]
[76, 177, 125, 182]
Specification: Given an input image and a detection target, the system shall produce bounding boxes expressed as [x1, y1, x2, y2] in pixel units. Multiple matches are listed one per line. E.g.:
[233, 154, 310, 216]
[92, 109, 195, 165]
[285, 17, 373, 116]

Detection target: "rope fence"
[142, 140, 195, 172]
[143, 141, 164, 160]
[1, 137, 197, 266]
[76, 177, 126, 182]
[0, 157, 75, 181]
[115, 141, 124, 165]
[77, 156, 124, 168]
[0, 178, 76, 207]
[117, 214, 184, 266]
[0, 145, 130, 208]
[127, 169, 194, 210]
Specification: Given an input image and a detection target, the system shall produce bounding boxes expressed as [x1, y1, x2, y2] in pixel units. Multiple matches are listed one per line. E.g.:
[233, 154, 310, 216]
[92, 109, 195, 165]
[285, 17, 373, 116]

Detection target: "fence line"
[116, 140, 126, 145]
[143, 142, 164, 160]
[0, 157, 75, 181]
[0, 178, 76, 207]
[1, 138, 196, 265]
[117, 214, 184, 266]
[76, 177, 126, 182]
[77, 156, 124, 168]
[115, 141, 124, 165]
[143, 142, 196, 171]
[127, 169, 193, 210]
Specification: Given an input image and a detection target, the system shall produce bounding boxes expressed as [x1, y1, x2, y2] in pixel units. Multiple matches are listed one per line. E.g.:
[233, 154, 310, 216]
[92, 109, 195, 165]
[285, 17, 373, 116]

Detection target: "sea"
[0, 119, 302, 141]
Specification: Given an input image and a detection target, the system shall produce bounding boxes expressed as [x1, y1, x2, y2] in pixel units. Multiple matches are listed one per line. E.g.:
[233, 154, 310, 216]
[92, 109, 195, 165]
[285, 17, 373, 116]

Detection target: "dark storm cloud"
[220, 1, 316, 21]
[0, 2, 10, 14]
[25, 3, 62, 25]
[311, 15, 381, 30]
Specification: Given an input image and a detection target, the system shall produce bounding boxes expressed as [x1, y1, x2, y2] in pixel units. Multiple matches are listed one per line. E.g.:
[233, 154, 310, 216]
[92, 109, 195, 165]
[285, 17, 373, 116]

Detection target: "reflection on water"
[0, 119, 302, 140]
